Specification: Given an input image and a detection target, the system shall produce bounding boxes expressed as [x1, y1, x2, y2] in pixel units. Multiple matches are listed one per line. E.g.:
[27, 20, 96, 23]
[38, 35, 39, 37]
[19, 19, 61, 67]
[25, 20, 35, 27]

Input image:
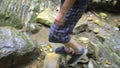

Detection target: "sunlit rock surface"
[36, 8, 57, 26]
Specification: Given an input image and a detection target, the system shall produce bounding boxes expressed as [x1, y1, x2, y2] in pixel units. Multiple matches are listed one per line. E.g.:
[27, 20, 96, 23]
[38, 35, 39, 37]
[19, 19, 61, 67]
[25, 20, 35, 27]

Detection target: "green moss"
[113, 53, 120, 62]
[0, 14, 6, 19]
[11, 18, 23, 29]
[0, 13, 23, 29]
[11, 27, 33, 48]
[19, 33, 33, 47]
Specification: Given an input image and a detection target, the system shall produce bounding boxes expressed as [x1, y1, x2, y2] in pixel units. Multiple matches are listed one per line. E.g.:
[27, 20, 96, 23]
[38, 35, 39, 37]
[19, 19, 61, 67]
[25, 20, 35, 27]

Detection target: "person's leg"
[64, 38, 87, 65]
[64, 38, 82, 50]
[49, 0, 73, 54]
[49, 0, 89, 65]
[62, 0, 90, 66]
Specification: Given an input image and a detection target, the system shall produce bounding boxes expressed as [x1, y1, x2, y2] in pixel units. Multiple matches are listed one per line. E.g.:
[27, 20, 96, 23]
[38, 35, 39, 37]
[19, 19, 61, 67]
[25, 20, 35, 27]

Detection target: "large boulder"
[0, 0, 42, 29]
[0, 0, 60, 29]
[0, 26, 39, 68]
[72, 12, 120, 68]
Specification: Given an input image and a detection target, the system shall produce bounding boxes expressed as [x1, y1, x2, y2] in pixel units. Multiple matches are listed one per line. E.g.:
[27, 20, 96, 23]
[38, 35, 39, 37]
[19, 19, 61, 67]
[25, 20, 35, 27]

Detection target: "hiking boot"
[67, 48, 88, 66]
[55, 46, 72, 55]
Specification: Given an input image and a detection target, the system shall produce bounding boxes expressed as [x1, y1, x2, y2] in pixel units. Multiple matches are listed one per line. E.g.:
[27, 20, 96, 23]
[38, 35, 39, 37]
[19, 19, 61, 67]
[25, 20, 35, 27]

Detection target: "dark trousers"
[49, 0, 89, 43]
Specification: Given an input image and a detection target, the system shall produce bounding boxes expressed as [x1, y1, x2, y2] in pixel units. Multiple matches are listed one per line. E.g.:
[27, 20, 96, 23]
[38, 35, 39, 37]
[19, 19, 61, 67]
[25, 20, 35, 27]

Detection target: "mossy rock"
[36, 8, 57, 26]
[0, 26, 39, 68]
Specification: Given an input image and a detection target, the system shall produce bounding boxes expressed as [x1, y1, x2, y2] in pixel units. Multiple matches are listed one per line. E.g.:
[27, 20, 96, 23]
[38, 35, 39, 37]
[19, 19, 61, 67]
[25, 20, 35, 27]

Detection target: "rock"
[0, 26, 39, 68]
[93, 27, 100, 34]
[88, 59, 94, 68]
[86, 59, 101, 68]
[73, 12, 120, 68]
[87, 42, 99, 60]
[26, 23, 41, 34]
[73, 23, 89, 34]
[78, 37, 89, 44]
[116, 24, 120, 31]
[99, 12, 108, 19]
[96, 34, 106, 42]
[113, 27, 119, 31]
[0, 0, 40, 29]
[93, 19, 103, 26]
[43, 53, 60, 68]
[87, 12, 94, 21]
[36, 8, 57, 26]
[30, 27, 50, 48]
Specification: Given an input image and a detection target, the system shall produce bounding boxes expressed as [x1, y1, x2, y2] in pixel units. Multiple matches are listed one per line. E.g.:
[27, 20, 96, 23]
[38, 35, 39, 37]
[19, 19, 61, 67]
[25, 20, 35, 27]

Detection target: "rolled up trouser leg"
[49, 0, 89, 43]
